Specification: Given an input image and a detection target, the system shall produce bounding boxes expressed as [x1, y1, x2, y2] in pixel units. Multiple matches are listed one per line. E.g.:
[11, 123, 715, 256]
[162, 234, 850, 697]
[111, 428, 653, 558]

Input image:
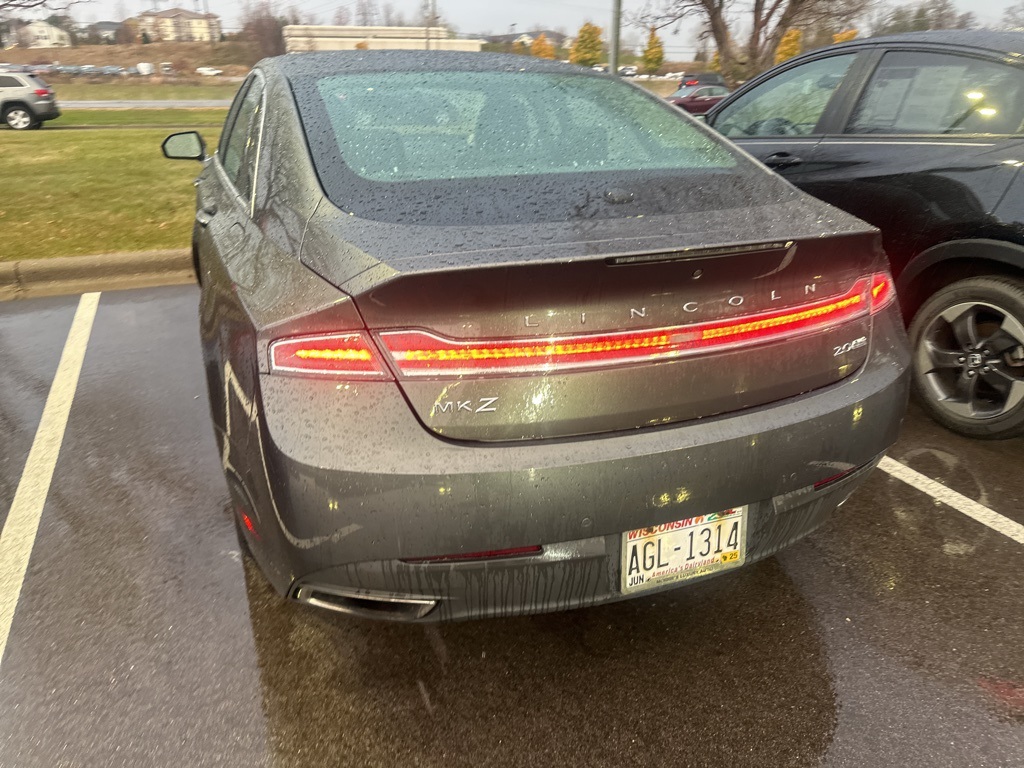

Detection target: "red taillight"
[269, 333, 391, 379]
[379, 277, 875, 377]
[270, 273, 894, 379]
[685, 79, 699, 85]
[33, 88, 49, 97]
[870, 271, 894, 312]
[402, 545, 542, 564]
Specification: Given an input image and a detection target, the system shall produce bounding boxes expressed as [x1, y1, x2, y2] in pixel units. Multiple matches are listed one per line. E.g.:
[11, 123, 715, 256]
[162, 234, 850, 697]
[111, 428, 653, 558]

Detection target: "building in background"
[484, 31, 572, 49]
[283, 26, 483, 53]
[87, 21, 124, 43]
[19, 21, 71, 48]
[132, 8, 220, 43]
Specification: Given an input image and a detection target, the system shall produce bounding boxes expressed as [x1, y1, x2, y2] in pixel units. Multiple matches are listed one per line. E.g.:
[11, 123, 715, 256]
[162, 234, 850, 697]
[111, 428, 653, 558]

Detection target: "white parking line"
[879, 455, 1024, 546]
[0, 292, 100, 669]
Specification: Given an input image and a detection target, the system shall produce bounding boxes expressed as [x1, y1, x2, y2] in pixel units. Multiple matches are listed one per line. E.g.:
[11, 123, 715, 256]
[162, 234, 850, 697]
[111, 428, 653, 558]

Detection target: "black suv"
[707, 30, 1024, 439]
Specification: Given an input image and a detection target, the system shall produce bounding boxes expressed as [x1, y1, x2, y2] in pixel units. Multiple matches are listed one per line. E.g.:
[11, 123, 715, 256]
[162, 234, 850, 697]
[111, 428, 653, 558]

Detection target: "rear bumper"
[33, 101, 60, 121]
[234, 305, 910, 621]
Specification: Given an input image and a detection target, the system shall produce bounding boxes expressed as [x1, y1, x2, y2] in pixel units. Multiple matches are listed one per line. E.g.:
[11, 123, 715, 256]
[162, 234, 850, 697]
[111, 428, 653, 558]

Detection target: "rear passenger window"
[220, 77, 265, 204]
[0, 76, 21, 88]
[849, 51, 1024, 135]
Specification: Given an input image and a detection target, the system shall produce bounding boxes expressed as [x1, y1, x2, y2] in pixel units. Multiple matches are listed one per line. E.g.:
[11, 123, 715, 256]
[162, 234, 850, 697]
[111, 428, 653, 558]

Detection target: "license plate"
[621, 507, 747, 594]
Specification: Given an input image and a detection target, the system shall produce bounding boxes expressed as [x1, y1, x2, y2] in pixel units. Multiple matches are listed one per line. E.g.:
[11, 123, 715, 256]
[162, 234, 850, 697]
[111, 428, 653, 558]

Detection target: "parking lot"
[0, 285, 1022, 767]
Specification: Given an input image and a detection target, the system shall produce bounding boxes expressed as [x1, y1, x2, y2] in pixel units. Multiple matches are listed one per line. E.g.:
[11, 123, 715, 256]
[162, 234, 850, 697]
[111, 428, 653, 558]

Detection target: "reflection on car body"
[163, 51, 909, 622]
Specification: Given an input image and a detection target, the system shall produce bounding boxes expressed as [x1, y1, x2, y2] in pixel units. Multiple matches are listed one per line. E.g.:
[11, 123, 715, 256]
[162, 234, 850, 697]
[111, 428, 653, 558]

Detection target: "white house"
[20, 21, 71, 49]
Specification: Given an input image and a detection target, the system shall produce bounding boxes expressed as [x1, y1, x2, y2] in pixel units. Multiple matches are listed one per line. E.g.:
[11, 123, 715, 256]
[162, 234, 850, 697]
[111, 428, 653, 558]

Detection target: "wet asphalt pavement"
[0, 286, 1022, 768]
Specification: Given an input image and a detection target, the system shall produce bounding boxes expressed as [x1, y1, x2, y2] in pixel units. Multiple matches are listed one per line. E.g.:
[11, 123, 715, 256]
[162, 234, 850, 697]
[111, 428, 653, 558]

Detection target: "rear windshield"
[670, 86, 700, 98]
[288, 67, 777, 225]
[307, 71, 735, 182]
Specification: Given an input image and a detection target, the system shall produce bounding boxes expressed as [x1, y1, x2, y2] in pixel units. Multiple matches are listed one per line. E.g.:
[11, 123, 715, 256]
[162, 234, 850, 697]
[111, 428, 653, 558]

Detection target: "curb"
[0, 249, 195, 302]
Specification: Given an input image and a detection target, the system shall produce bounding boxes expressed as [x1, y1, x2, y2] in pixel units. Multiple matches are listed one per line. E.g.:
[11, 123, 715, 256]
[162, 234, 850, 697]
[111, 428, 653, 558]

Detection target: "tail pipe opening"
[293, 584, 437, 621]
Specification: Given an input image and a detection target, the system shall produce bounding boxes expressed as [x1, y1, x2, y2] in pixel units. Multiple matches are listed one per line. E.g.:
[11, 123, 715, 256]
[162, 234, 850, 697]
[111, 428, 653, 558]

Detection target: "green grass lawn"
[56, 109, 227, 127]
[1, 126, 221, 260]
[54, 81, 240, 101]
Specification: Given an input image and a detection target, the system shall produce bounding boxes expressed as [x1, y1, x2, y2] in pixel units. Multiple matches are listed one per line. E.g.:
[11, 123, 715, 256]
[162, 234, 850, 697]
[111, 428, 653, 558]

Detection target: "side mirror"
[162, 131, 206, 161]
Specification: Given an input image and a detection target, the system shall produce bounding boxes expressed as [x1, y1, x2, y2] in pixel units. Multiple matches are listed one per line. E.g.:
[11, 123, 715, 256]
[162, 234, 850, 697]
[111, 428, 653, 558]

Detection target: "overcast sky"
[62, 0, 1018, 58]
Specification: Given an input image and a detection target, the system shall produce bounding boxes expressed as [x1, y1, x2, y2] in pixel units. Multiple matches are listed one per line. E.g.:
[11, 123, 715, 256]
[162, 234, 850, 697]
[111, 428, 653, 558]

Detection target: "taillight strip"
[379, 275, 885, 377]
[267, 272, 895, 379]
[269, 333, 391, 378]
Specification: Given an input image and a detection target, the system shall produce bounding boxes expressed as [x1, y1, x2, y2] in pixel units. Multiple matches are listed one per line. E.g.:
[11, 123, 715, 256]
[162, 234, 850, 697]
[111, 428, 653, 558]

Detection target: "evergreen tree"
[530, 33, 556, 59]
[640, 27, 664, 75]
[569, 22, 603, 67]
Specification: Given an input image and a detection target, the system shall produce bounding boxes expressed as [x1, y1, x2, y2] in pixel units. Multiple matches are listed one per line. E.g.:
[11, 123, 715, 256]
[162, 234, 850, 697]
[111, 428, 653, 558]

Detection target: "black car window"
[716, 54, 856, 138]
[0, 76, 21, 88]
[848, 51, 1024, 135]
[220, 77, 264, 202]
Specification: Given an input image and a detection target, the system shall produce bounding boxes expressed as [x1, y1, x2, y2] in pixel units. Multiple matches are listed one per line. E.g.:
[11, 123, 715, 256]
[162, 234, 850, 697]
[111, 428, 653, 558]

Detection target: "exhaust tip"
[293, 584, 437, 621]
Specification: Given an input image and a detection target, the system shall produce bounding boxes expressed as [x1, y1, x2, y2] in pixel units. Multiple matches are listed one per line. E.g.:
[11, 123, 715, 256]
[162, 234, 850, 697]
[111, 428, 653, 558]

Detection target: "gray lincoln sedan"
[163, 51, 910, 622]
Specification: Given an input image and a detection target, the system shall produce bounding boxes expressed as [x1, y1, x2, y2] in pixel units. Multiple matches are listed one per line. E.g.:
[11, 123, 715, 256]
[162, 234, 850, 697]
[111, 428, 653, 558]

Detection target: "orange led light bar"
[378, 274, 892, 378]
[269, 272, 895, 379]
[270, 333, 391, 378]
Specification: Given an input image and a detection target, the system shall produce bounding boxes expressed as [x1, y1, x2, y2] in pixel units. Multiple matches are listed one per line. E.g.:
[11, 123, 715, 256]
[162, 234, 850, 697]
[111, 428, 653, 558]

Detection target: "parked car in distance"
[196, 66, 223, 76]
[706, 30, 1024, 439]
[666, 84, 730, 114]
[678, 72, 727, 89]
[618, 65, 639, 77]
[164, 51, 909, 622]
[0, 72, 59, 129]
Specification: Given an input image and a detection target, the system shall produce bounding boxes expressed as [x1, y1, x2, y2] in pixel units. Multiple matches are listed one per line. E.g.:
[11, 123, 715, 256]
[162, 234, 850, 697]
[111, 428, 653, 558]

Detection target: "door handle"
[195, 205, 218, 227]
[763, 152, 803, 169]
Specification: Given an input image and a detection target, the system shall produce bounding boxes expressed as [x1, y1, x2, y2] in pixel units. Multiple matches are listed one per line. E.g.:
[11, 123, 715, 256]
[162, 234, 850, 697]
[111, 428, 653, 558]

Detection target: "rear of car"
[0, 73, 60, 130]
[187, 53, 910, 621]
[678, 72, 727, 88]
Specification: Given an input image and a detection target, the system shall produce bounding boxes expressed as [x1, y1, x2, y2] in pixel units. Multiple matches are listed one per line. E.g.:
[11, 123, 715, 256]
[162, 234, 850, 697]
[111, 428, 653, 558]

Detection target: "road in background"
[0, 286, 1021, 767]
[60, 100, 233, 109]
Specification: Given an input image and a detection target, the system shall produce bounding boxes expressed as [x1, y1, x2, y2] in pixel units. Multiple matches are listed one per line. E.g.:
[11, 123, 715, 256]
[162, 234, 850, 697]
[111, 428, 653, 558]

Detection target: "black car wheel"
[909, 276, 1024, 439]
[3, 106, 36, 130]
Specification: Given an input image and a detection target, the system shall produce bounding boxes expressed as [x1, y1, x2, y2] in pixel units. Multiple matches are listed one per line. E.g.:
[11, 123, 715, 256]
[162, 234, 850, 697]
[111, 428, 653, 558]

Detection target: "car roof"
[823, 29, 1024, 57]
[268, 50, 593, 79]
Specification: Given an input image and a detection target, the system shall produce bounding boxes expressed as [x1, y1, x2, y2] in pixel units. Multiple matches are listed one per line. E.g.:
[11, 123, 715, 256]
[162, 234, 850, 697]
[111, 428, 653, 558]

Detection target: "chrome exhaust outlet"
[293, 584, 438, 621]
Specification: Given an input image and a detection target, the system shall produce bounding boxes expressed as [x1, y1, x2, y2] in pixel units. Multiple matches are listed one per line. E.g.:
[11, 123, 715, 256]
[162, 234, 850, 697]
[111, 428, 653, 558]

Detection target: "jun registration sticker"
[621, 507, 747, 594]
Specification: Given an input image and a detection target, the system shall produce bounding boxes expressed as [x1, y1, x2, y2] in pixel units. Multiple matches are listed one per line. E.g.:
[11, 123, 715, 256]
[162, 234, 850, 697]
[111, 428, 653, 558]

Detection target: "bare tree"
[381, 2, 405, 26]
[0, 0, 83, 10]
[355, 0, 377, 25]
[241, 0, 286, 58]
[636, 0, 874, 84]
[332, 6, 351, 25]
[1004, 0, 1024, 27]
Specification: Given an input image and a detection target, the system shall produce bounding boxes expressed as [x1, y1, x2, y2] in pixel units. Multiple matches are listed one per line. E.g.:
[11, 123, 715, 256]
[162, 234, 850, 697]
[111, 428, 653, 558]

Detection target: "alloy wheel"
[5, 108, 32, 130]
[915, 300, 1024, 420]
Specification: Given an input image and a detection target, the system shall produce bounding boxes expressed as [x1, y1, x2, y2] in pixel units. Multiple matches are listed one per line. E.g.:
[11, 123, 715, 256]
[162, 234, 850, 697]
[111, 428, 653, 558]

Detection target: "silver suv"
[0, 73, 60, 130]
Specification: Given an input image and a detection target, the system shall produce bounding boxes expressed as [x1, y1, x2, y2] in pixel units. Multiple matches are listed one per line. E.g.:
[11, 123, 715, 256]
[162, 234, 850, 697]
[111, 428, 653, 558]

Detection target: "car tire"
[28, 121, 42, 130]
[3, 106, 35, 130]
[909, 276, 1024, 439]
